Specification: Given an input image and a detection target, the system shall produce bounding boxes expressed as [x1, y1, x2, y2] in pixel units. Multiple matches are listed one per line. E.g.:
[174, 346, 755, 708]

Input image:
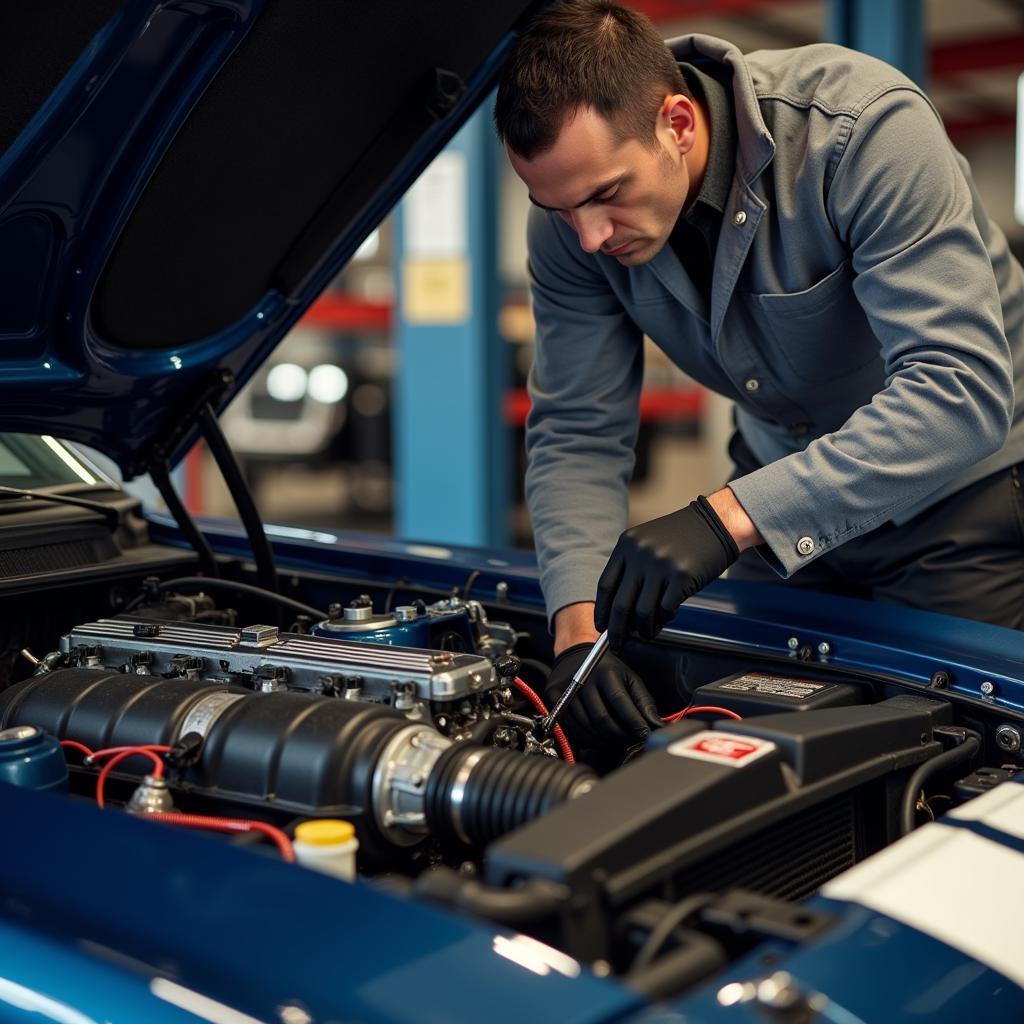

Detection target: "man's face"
[508, 104, 692, 266]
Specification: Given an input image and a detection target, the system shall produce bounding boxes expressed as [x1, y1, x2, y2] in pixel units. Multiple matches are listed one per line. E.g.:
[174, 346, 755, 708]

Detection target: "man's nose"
[570, 209, 614, 254]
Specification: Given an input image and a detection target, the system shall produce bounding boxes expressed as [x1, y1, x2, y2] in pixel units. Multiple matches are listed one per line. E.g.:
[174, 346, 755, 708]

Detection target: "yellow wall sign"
[401, 258, 470, 325]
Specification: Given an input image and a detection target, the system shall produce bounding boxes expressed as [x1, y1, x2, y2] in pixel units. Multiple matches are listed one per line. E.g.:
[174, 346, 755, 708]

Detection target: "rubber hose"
[414, 866, 569, 926]
[899, 735, 980, 836]
[125, 576, 326, 622]
[425, 744, 595, 849]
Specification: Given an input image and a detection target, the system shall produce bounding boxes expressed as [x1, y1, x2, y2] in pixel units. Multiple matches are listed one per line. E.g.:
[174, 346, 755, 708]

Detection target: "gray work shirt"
[524, 35, 1024, 622]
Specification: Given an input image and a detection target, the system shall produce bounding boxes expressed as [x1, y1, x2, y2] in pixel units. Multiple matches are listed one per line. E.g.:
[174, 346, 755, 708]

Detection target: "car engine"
[1, 579, 1020, 999]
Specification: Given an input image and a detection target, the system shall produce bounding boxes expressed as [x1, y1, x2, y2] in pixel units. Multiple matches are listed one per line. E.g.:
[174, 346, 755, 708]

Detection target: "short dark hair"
[494, 0, 688, 159]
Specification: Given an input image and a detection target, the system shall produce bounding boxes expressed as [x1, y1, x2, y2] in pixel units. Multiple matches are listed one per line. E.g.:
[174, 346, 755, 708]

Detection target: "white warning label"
[718, 673, 829, 700]
[666, 731, 777, 768]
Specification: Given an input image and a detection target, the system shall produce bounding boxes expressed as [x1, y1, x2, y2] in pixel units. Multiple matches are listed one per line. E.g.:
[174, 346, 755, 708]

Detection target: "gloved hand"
[595, 496, 739, 649]
[544, 642, 662, 748]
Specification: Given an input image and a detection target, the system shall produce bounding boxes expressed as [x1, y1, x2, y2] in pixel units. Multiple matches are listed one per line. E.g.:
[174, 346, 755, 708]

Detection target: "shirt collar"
[679, 60, 736, 217]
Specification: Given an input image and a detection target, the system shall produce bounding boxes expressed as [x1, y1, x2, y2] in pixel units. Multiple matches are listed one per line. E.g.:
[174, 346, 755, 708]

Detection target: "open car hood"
[0, 0, 537, 477]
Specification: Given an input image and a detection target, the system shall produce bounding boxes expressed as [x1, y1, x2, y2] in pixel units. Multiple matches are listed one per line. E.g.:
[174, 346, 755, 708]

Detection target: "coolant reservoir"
[293, 819, 359, 881]
[0, 725, 68, 792]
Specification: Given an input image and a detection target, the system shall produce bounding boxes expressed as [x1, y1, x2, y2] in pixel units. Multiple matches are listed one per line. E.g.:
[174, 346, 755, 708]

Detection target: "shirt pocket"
[748, 260, 880, 383]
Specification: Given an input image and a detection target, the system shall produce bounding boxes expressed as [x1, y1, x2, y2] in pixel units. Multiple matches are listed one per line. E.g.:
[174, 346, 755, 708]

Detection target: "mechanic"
[494, 0, 1024, 753]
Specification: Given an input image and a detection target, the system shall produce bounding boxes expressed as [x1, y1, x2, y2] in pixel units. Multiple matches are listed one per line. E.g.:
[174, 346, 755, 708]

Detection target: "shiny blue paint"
[0, 728, 67, 793]
[0, 919, 215, 1024]
[657, 901, 1024, 1024]
[311, 606, 475, 650]
[393, 102, 511, 546]
[147, 512, 1024, 715]
[0, 781, 642, 1024]
[0, 1, 524, 479]
[313, 615, 437, 647]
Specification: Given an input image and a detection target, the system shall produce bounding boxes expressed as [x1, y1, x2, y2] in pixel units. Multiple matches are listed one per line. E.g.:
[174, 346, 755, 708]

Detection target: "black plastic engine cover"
[485, 698, 947, 960]
[691, 671, 864, 719]
[0, 669, 416, 851]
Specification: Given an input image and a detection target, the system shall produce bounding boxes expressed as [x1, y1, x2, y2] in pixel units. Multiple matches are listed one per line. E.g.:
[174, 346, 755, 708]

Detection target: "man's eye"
[599, 189, 619, 203]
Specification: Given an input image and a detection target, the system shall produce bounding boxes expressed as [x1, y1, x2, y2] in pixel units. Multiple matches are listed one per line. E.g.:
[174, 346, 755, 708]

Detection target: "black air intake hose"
[426, 743, 596, 849]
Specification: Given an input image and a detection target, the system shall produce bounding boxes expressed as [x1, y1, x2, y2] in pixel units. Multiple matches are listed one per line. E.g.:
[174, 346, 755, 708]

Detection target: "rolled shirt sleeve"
[729, 87, 1014, 576]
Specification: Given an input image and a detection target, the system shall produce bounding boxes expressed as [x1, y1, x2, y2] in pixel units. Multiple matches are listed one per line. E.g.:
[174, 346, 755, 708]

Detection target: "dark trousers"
[726, 433, 1024, 631]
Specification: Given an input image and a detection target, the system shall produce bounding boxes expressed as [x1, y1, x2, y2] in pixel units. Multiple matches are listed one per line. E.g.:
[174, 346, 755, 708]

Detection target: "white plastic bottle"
[292, 819, 359, 881]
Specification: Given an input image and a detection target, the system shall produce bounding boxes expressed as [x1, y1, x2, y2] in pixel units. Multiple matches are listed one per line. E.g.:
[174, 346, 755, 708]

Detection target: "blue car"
[0, 3, 1022, 1023]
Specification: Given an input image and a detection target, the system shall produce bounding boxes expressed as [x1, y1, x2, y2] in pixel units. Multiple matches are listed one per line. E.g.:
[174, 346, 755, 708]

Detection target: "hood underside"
[0, 0, 538, 477]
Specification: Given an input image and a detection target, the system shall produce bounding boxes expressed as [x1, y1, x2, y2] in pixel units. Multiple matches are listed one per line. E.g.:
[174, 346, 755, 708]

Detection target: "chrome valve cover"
[60, 618, 496, 705]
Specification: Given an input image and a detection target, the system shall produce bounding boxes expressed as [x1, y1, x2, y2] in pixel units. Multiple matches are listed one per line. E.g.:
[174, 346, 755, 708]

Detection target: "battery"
[691, 671, 864, 717]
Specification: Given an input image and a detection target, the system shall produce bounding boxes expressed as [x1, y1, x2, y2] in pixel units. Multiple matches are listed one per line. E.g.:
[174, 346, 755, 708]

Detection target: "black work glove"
[595, 496, 739, 649]
[544, 643, 662, 748]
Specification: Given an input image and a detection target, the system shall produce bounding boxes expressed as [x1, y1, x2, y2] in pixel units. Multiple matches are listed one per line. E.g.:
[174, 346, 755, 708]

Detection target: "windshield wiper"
[0, 485, 120, 529]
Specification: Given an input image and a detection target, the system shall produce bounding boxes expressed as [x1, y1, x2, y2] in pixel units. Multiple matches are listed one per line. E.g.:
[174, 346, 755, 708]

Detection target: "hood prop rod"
[149, 460, 220, 580]
[198, 403, 278, 597]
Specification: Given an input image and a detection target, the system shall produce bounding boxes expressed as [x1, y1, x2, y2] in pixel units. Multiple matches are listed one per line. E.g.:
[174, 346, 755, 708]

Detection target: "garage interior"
[160, 0, 1024, 555]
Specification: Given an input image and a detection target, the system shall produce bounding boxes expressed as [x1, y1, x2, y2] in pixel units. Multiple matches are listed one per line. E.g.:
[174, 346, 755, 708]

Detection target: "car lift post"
[393, 101, 510, 547]
[827, 0, 925, 85]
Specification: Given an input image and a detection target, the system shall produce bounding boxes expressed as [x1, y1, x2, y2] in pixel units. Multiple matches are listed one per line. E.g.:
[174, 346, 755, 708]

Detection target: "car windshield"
[0, 435, 104, 490]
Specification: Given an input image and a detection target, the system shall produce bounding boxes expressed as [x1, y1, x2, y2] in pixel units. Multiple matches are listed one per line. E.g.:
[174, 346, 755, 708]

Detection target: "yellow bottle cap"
[294, 819, 356, 846]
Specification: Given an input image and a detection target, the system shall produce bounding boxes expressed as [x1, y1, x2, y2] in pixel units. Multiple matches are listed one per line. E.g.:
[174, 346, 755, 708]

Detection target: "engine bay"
[2, 569, 1021, 1000]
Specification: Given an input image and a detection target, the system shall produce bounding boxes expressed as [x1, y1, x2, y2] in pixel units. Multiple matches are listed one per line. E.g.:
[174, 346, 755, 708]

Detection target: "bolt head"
[818, 641, 831, 655]
[787, 637, 800, 650]
[981, 680, 996, 696]
[995, 724, 1022, 752]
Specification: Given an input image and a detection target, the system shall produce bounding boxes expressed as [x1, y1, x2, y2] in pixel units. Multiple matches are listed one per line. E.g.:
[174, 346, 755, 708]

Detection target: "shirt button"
[790, 422, 809, 436]
[733, 210, 747, 226]
[745, 378, 760, 392]
[796, 536, 815, 556]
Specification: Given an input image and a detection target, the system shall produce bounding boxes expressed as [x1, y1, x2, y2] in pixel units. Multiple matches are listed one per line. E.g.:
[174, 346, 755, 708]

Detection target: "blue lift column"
[827, 0, 925, 84]
[392, 105, 509, 547]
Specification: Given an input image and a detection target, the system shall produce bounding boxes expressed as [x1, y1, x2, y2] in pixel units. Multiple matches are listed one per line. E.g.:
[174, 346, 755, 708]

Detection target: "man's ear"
[661, 93, 698, 156]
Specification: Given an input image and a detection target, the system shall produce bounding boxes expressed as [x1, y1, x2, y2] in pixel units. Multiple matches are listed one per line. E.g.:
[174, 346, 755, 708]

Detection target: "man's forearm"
[553, 602, 600, 656]
[707, 486, 764, 550]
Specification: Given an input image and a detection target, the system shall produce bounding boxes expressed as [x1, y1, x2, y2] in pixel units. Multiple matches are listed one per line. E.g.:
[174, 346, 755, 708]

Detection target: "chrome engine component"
[311, 594, 519, 663]
[59, 618, 497, 711]
[127, 775, 175, 815]
[371, 724, 451, 845]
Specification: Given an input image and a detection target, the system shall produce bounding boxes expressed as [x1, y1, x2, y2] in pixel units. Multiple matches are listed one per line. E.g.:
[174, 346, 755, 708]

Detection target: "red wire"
[149, 812, 295, 862]
[91, 745, 173, 761]
[60, 742, 291, 862]
[69, 743, 293, 862]
[662, 705, 743, 723]
[95, 748, 168, 808]
[512, 677, 575, 764]
[59, 740, 94, 758]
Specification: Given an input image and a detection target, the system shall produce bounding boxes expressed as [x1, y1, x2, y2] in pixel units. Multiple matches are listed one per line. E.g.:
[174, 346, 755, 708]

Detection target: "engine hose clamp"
[448, 748, 486, 846]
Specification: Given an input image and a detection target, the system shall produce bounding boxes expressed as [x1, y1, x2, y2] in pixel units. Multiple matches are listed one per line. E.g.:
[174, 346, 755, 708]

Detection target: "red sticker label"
[666, 730, 776, 768]
[692, 736, 760, 759]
